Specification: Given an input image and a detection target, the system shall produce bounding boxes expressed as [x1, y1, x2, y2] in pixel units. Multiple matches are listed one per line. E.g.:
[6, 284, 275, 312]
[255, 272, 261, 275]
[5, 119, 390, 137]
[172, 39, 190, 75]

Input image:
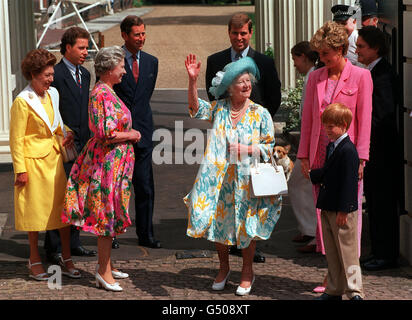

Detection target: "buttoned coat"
[52, 60, 91, 153]
[113, 51, 158, 149]
[297, 60, 373, 166]
[309, 136, 359, 213]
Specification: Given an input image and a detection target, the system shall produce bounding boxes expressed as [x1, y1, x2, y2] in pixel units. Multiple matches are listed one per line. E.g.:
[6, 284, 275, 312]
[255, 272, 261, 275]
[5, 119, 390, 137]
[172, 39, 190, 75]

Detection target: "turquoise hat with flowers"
[209, 56, 260, 99]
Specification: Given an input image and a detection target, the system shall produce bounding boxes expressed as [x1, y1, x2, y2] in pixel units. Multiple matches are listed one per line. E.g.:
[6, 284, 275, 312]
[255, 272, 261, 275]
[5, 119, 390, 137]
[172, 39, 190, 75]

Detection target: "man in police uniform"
[358, 0, 379, 27]
[331, 4, 364, 67]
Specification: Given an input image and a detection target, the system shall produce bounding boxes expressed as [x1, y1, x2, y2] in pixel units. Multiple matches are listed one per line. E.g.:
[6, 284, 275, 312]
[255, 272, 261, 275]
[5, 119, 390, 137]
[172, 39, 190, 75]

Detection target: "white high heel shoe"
[212, 271, 231, 291]
[95, 272, 123, 292]
[96, 264, 129, 279]
[235, 275, 255, 296]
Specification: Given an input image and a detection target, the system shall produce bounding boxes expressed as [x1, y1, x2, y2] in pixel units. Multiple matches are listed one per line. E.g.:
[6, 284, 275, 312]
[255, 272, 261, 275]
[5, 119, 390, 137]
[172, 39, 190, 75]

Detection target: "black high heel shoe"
[112, 237, 120, 249]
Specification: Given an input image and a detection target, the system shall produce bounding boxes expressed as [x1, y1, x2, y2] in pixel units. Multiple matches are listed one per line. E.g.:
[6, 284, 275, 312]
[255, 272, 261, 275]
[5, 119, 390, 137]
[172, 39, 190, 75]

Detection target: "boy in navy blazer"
[309, 103, 364, 300]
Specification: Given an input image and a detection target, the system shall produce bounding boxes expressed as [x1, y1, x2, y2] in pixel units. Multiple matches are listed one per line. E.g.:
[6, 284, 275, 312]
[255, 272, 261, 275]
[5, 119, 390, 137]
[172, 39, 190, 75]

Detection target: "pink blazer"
[297, 60, 373, 166]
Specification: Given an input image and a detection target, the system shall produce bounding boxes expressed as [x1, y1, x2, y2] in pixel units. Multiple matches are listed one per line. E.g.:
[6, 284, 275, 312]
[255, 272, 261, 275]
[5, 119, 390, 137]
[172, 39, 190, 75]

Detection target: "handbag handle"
[252, 150, 280, 173]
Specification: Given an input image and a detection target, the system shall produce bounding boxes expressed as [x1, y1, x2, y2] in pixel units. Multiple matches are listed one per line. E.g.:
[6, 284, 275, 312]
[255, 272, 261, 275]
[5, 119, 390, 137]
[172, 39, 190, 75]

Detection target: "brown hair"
[228, 13, 252, 32]
[358, 26, 389, 57]
[321, 103, 353, 130]
[60, 27, 90, 55]
[310, 21, 349, 56]
[21, 49, 56, 81]
[291, 41, 319, 64]
[120, 15, 145, 35]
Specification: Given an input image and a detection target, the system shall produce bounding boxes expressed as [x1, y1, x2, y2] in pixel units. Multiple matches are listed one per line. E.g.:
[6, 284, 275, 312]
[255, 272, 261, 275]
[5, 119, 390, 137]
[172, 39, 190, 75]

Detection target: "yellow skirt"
[14, 138, 68, 231]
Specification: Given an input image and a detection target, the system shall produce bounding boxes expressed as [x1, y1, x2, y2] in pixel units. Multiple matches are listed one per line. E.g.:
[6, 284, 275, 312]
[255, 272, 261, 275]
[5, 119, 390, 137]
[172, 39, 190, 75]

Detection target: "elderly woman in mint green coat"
[183, 54, 282, 296]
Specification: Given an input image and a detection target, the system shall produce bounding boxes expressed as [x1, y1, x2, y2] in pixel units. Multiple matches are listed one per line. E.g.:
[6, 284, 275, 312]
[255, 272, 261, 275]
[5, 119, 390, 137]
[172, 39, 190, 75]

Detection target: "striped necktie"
[75, 66, 81, 89]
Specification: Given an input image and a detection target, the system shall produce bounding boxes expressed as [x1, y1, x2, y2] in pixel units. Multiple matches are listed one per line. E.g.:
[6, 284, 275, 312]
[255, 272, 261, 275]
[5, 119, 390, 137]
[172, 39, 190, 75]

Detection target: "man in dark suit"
[205, 13, 281, 118]
[44, 27, 96, 263]
[310, 103, 364, 300]
[356, 27, 400, 271]
[206, 13, 281, 262]
[113, 15, 160, 248]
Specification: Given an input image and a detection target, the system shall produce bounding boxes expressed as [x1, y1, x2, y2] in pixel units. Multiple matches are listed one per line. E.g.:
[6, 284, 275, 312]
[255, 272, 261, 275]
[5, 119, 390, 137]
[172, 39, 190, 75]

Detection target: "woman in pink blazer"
[297, 21, 373, 292]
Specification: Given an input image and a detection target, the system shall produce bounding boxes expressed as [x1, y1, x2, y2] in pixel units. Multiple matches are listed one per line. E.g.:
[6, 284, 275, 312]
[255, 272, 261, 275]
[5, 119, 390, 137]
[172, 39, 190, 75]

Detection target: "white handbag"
[250, 152, 288, 197]
[57, 126, 78, 163]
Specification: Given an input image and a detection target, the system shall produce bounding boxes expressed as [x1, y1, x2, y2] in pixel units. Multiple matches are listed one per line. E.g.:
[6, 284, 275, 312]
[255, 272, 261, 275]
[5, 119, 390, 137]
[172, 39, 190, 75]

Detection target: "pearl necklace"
[230, 100, 248, 120]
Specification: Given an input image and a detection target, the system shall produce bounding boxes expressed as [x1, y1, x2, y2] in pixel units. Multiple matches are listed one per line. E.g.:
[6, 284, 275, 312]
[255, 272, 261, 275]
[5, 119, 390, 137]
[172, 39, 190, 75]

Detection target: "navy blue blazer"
[113, 50, 158, 149]
[205, 47, 282, 118]
[309, 136, 359, 213]
[52, 60, 91, 153]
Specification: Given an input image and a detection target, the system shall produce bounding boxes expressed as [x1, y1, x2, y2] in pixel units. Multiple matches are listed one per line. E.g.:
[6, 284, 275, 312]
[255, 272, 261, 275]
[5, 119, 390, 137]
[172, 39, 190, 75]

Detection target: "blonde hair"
[321, 103, 353, 130]
[310, 21, 349, 56]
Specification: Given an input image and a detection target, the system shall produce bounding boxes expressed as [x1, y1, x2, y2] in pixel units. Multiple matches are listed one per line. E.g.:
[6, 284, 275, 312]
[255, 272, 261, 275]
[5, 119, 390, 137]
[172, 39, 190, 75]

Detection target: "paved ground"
[1, 5, 411, 302]
[102, 5, 255, 89]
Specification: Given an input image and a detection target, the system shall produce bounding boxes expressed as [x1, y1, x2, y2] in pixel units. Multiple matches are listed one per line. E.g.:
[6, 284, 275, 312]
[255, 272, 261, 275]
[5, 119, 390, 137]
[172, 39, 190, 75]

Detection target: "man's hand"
[336, 212, 348, 227]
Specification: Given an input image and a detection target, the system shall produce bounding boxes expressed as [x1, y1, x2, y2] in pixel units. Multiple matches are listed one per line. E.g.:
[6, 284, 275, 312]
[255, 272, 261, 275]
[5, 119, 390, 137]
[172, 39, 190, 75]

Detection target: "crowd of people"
[8, 0, 402, 299]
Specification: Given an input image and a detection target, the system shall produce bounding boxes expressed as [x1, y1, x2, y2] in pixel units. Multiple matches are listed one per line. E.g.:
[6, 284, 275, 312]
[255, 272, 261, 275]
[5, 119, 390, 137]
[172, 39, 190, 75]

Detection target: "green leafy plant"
[281, 78, 303, 133]
[264, 43, 274, 58]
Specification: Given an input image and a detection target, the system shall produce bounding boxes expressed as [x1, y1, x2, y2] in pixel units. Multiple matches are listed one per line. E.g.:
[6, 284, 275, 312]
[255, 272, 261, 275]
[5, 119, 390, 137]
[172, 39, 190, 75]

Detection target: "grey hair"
[94, 46, 125, 77]
[227, 72, 257, 95]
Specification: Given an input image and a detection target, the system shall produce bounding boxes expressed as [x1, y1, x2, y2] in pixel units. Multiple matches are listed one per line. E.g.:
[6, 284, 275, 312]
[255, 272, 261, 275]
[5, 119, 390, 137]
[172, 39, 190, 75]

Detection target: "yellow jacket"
[9, 86, 66, 174]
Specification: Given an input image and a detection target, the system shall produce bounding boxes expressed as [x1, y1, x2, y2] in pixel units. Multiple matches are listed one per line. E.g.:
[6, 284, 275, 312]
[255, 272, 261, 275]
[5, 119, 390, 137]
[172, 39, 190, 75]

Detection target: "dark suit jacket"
[309, 136, 359, 213]
[52, 60, 91, 153]
[205, 47, 281, 118]
[113, 51, 158, 149]
[369, 58, 400, 167]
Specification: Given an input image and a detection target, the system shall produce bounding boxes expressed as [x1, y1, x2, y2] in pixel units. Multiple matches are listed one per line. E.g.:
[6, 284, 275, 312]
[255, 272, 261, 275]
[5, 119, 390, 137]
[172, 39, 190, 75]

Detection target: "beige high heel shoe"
[59, 257, 81, 279]
[28, 260, 49, 281]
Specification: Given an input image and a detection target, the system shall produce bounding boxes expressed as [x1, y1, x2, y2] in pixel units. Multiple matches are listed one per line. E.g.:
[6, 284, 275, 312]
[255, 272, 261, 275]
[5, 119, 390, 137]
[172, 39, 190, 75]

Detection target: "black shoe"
[253, 249, 265, 263]
[229, 246, 242, 257]
[362, 258, 398, 271]
[112, 237, 120, 249]
[229, 247, 265, 263]
[138, 238, 161, 249]
[71, 246, 97, 256]
[46, 252, 62, 265]
[314, 293, 342, 300]
[350, 295, 363, 300]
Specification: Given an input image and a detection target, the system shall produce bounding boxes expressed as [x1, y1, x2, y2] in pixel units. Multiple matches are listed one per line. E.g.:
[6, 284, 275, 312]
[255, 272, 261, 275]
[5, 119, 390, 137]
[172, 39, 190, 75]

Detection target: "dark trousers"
[44, 161, 81, 254]
[364, 159, 400, 261]
[133, 146, 155, 240]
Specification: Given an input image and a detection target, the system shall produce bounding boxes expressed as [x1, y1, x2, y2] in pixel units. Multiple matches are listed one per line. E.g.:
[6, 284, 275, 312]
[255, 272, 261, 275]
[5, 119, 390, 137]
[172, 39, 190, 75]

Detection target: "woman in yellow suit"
[9, 49, 80, 281]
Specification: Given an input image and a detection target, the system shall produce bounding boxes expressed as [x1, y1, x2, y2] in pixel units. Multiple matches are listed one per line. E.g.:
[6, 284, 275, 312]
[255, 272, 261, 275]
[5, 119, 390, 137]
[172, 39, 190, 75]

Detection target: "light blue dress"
[183, 98, 282, 248]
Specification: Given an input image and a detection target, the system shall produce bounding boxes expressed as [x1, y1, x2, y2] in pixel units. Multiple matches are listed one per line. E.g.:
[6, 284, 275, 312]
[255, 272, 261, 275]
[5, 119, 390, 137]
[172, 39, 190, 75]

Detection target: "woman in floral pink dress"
[62, 46, 141, 292]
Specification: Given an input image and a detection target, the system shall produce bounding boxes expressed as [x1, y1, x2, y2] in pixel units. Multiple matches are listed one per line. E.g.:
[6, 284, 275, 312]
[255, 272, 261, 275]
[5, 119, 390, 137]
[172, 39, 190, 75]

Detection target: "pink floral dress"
[62, 82, 135, 237]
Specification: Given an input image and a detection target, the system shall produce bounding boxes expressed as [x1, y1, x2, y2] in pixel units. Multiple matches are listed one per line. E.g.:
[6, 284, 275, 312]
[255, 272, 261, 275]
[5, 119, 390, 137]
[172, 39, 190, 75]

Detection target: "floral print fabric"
[183, 98, 282, 249]
[62, 82, 135, 237]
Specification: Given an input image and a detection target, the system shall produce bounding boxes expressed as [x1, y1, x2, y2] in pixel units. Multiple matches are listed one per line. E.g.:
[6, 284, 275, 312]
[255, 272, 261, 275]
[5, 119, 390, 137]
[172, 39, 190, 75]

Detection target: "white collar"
[333, 132, 348, 148]
[17, 85, 63, 134]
